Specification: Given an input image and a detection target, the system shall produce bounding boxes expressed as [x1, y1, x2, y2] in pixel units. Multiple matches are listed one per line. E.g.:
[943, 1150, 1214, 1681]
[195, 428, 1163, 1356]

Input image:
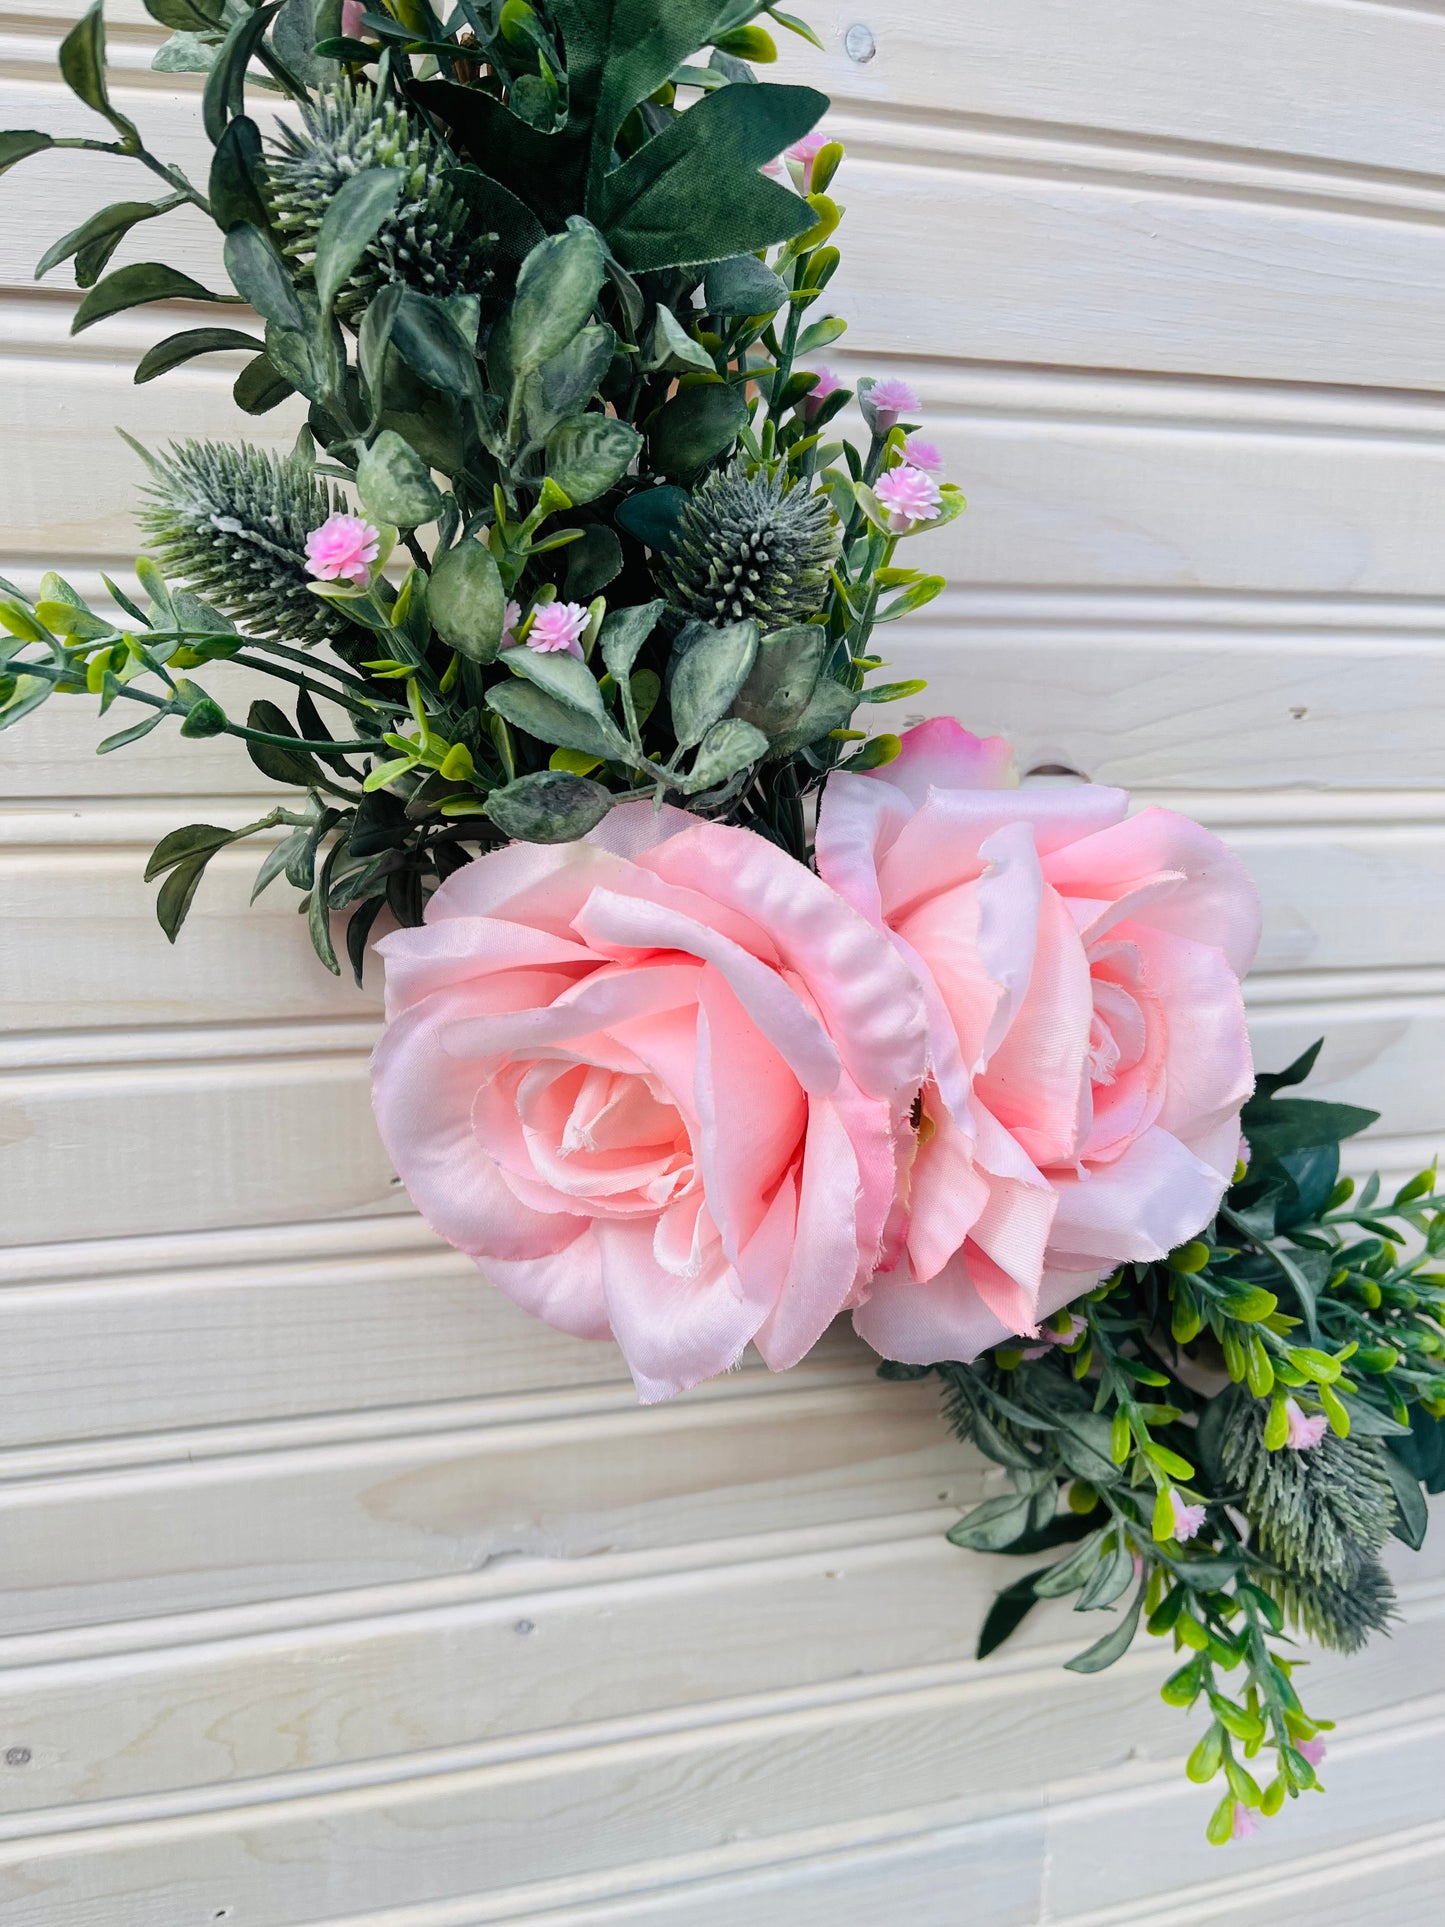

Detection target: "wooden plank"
[0, 1520, 1438, 1819]
[0, 1380, 964, 1633]
[0, 1578, 1438, 1927]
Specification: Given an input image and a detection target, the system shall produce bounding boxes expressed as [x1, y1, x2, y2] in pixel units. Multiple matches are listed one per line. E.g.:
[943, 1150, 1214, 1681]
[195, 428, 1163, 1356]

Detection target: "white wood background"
[3, 1, 1445, 1919]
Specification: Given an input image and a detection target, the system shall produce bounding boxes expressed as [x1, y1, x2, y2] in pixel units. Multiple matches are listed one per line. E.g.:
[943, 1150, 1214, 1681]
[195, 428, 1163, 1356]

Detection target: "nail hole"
[5, 1748, 30, 1767]
[1023, 763, 1090, 785]
[844, 23, 877, 62]
[514, 1619, 535, 1636]
[1290, 707, 1307, 720]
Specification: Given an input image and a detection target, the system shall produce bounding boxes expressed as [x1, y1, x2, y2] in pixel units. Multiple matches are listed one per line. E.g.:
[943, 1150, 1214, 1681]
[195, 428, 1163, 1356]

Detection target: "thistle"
[659, 462, 839, 629]
[1266, 1558, 1398, 1655]
[139, 440, 355, 648]
[1222, 1397, 1397, 1582]
[267, 80, 490, 314]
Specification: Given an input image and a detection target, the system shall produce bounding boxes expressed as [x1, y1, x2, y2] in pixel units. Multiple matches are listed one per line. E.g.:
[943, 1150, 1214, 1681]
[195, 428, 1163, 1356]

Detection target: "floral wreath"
[3, 0, 1442, 1846]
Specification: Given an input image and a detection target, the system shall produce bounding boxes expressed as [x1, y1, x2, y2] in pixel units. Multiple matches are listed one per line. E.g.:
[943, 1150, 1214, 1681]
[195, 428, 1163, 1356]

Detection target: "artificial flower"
[874, 464, 942, 531]
[868, 377, 921, 431]
[526, 601, 589, 657]
[904, 435, 945, 472]
[1284, 1398, 1330, 1450]
[303, 512, 379, 586]
[1170, 1492, 1208, 1541]
[816, 718, 1261, 1363]
[803, 366, 845, 420]
[371, 805, 929, 1402]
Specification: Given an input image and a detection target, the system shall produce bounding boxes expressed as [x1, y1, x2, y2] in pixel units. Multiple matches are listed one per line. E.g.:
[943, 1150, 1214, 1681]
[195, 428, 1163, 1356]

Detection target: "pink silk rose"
[816, 719, 1261, 1364]
[371, 802, 929, 1401]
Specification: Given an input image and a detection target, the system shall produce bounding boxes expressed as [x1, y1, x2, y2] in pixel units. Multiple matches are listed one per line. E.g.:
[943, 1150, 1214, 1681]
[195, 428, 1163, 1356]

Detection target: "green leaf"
[947, 1491, 1034, 1552]
[314, 167, 404, 315]
[390, 289, 481, 399]
[764, 673, 858, 757]
[669, 617, 758, 748]
[680, 716, 768, 793]
[0, 132, 54, 178]
[566, 526, 624, 602]
[486, 679, 628, 762]
[614, 484, 688, 553]
[1063, 1586, 1144, 1674]
[1383, 1445, 1430, 1550]
[96, 709, 165, 753]
[134, 327, 265, 385]
[36, 200, 172, 287]
[508, 220, 606, 378]
[150, 30, 222, 73]
[251, 831, 306, 902]
[1031, 1529, 1105, 1600]
[144, 822, 237, 881]
[1076, 1537, 1137, 1611]
[768, 6, 824, 48]
[427, 539, 506, 664]
[60, 4, 134, 136]
[202, 1, 282, 145]
[704, 252, 788, 318]
[499, 643, 612, 725]
[73, 262, 226, 335]
[307, 836, 343, 975]
[533, 323, 616, 436]
[144, 0, 224, 29]
[155, 854, 212, 940]
[545, 415, 642, 505]
[178, 693, 228, 737]
[644, 303, 715, 374]
[233, 353, 294, 415]
[647, 380, 749, 481]
[485, 770, 614, 843]
[357, 430, 443, 528]
[223, 223, 305, 331]
[597, 83, 826, 272]
[244, 699, 322, 788]
[208, 115, 271, 234]
[976, 1570, 1050, 1660]
[730, 623, 826, 736]
[599, 599, 664, 683]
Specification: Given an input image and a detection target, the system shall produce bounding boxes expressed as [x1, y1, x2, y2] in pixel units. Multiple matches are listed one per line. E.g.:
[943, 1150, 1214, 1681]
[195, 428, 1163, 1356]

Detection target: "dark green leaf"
[1063, 1586, 1144, 1674]
[224, 223, 305, 331]
[704, 252, 787, 316]
[534, 323, 616, 434]
[155, 854, 212, 941]
[731, 623, 825, 735]
[1244, 1096, 1380, 1158]
[946, 1491, 1034, 1552]
[348, 787, 408, 859]
[208, 115, 271, 233]
[251, 831, 307, 902]
[390, 289, 481, 399]
[1393, 1408, 1445, 1494]
[202, 2, 282, 145]
[614, 484, 687, 553]
[485, 770, 614, 843]
[73, 262, 226, 335]
[134, 326, 265, 384]
[36, 200, 171, 286]
[976, 1570, 1050, 1660]
[0, 132, 54, 177]
[647, 380, 748, 481]
[314, 167, 404, 314]
[427, 539, 506, 663]
[597, 83, 825, 271]
[545, 414, 642, 505]
[1383, 1444, 1430, 1550]
[144, 822, 237, 881]
[599, 599, 664, 682]
[144, 0, 224, 30]
[508, 220, 606, 377]
[307, 835, 344, 975]
[244, 699, 322, 788]
[357, 430, 443, 527]
[346, 892, 386, 987]
[234, 353, 294, 414]
[669, 617, 758, 748]
[1250, 1041, 1324, 1102]
[1031, 1529, 1104, 1600]
[566, 525, 624, 602]
[1076, 1538, 1137, 1610]
[60, 4, 133, 134]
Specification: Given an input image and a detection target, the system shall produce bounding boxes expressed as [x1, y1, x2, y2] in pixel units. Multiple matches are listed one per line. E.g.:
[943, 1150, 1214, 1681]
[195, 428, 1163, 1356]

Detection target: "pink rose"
[816, 719, 1260, 1363]
[371, 804, 928, 1401]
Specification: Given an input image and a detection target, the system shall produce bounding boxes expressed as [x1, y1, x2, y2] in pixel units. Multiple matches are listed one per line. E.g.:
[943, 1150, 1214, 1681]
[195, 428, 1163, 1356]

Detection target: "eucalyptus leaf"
[73, 263, 227, 335]
[498, 643, 611, 724]
[1031, 1529, 1105, 1600]
[680, 717, 768, 793]
[763, 673, 857, 757]
[599, 599, 664, 682]
[485, 770, 614, 843]
[485, 679, 628, 762]
[357, 431, 443, 528]
[427, 539, 506, 663]
[946, 1491, 1034, 1553]
[314, 167, 404, 314]
[730, 624, 825, 735]
[307, 836, 343, 974]
[648, 381, 749, 481]
[150, 30, 220, 72]
[704, 253, 787, 317]
[134, 327, 265, 384]
[508, 221, 605, 377]
[669, 617, 758, 749]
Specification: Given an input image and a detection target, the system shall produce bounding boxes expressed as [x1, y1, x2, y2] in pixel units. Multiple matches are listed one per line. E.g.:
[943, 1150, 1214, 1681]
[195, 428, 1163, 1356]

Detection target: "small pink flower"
[1296, 1737, 1327, 1769]
[304, 512, 379, 587]
[1170, 1491, 1207, 1542]
[787, 131, 831, 189]
[526, 600, 588, 658]
[1284, 1399, 1329, 1451]
[904, 435, 944, 473]
[502, 599, 522, 648]
[803, 366, 844, 420]
[874, 464, 942, 531]
[868, 377, 920, 431]
[1230, 1803, 1258, 1841]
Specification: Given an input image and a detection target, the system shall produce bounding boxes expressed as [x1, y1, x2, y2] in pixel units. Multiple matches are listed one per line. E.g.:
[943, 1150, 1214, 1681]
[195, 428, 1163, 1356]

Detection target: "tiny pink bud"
[874, 463, 942, 532]
[1230, 1802, 1258, 1841]
[304, 512, 380, 587]
[502, 599, 522, 648]
[526, 600, 589, 658]
[786, 130, 831, 190]
[1284, 1399, 1329, 1451]
[1296, 1738, 1327, 1769]
[802, 366, 844, 420]
[1170, 1491, 1207, 1542]
[868, 377, 920, 431]
[904, 435, 944, 473]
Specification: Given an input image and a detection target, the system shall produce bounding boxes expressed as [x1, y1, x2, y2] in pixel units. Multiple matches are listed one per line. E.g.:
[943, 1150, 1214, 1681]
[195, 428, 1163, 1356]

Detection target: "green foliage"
[889, 1043, 1445, 1840]
[659, 459, 839, 629]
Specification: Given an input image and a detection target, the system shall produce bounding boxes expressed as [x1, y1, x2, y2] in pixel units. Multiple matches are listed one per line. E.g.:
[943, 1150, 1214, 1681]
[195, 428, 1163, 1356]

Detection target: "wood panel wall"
[1, 2, 1443, 1919]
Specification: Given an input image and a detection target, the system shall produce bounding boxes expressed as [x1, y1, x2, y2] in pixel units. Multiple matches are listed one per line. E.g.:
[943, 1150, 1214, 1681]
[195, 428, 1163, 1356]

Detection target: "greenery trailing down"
[0, 0, 958, 977]
[884, 1043, 1445, 1842]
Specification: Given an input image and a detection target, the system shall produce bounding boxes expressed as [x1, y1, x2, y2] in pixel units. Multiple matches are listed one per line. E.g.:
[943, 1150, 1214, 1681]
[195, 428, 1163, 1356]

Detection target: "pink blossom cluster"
[371, 720, 1261, 1401]
[304, 512, 380, 587]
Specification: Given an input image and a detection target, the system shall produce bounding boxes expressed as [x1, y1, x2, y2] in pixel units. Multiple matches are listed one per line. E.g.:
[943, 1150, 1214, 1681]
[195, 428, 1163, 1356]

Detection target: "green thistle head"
[267, 80, 491, 315]
[1222, 1397, 1397, 1583]
[138, 439, 353, 648]
[660, 462, 839, 630]
[1265, 1558, 1398, 1656]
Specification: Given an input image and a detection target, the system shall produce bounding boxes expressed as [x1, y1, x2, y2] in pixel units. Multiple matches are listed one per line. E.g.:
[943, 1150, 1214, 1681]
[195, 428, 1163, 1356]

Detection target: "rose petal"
[595, 1218, 761, 1402]
[870, 717, 1014, 805]
[752, 1093, 865, 1371]
[1047, 1125, 1230, 1265]
[479, 1231, 610, 1340]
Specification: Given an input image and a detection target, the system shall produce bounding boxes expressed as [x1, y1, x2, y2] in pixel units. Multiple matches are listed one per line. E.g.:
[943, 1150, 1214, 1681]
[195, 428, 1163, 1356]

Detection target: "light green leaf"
[1064, 1587, 1144, 1674]
[704, 252, 787, 317]
[508, 220, 605, 377]
[669, 617, 758, 749]
[427, 539, 506, 664]
[679, 716, 768, 792]
[485, 679, 628, 762]
[498, 643, 611, 724]
[357, 430, 443, 528]
[731, 623, 825, 735]
[764, 673, 857, 757]
[599, 599, 664, 682]
[645, 303, 715, 374]
[485, 770, 614, 843]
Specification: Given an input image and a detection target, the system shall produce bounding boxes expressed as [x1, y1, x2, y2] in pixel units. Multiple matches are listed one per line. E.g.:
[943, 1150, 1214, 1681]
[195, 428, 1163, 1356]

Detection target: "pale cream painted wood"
[2, 0, 1444, 1920]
